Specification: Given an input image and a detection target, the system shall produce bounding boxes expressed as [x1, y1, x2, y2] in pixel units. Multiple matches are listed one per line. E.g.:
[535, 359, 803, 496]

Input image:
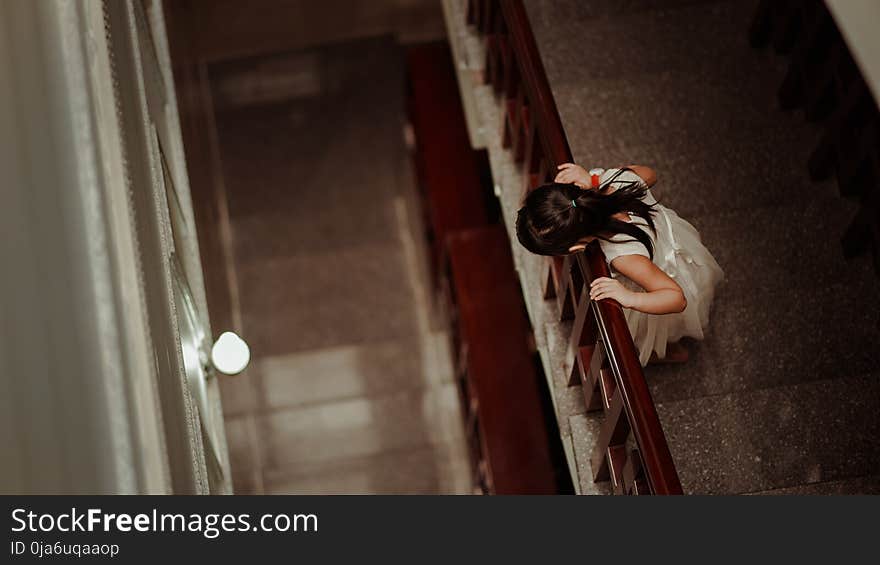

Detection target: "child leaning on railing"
[516, 163, 723, 366]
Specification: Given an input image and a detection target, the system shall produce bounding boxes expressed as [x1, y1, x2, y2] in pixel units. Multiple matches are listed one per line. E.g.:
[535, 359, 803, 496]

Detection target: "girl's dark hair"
[515, 168, 657, 257]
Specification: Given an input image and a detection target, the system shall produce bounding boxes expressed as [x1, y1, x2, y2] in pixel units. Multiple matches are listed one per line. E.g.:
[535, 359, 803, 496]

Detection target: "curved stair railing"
[467, 0, 683, 494]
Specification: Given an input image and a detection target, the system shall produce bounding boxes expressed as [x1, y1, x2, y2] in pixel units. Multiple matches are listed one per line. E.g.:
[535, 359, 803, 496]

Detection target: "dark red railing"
[467, 0, 682, 494]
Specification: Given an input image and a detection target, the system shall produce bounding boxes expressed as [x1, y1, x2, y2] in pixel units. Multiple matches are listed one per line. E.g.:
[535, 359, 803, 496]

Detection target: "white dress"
[597, 168, 724, 366]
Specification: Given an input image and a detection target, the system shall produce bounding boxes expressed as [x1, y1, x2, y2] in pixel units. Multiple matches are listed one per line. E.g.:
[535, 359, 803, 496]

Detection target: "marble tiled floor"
[211, 37, 471, 494]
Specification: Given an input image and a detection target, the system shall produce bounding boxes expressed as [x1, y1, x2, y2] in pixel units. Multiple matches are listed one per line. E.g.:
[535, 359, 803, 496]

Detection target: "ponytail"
[516, 168, 657, 257]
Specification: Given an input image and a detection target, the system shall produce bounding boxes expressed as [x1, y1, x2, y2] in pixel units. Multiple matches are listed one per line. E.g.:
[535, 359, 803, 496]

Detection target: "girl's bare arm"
[555, 163, 657, 188]
[625, 165, 657, 187]
[591, 254, 686, 314]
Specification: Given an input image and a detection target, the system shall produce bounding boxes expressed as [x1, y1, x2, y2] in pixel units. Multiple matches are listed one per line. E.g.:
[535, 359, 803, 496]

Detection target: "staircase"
[444, 0, 880, 494]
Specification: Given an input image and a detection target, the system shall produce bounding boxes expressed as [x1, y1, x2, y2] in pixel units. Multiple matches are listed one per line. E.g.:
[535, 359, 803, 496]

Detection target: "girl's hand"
[555, 163, 591, 188]
[589, 277, 639, 309]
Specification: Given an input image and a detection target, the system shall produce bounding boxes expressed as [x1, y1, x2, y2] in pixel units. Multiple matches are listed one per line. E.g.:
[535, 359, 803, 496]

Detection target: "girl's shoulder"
[599, 221, 655, 262]
[600, 168, 646, 188]
[600, 168, 658, 205]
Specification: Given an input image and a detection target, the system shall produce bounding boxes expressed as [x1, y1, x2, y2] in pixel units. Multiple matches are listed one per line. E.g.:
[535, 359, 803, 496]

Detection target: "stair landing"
[445, 0, 880, 494]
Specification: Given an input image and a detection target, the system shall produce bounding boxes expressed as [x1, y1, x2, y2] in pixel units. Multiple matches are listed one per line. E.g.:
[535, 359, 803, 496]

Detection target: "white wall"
[827, 0, 880, 105]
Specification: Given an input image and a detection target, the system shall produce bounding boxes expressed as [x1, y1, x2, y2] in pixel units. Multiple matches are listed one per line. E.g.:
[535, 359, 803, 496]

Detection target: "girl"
[515, 163, 723, 365]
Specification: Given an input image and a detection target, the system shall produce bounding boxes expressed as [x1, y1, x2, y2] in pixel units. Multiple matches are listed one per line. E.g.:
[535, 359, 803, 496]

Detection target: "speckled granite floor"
[446, 0, 880, 494]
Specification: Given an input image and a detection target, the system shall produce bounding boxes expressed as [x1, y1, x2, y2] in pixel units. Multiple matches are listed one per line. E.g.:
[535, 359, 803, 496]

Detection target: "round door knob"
[210, 331, 250, 375]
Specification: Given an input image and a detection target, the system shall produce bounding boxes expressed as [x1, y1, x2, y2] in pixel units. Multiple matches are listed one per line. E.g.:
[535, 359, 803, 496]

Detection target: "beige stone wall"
[183, 0, 446, 63]
[0, 0, 229, 494]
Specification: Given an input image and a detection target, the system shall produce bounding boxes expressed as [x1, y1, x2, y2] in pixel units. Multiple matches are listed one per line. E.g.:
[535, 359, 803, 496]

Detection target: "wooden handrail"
[578, 252, 683, 494]
[470, 0, 683, 494]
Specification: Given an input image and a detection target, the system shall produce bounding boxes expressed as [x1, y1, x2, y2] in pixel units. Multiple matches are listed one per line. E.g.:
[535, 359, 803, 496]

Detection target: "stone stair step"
[570, 120, 826, 219]
[747, 474, 880, 495]
[256, 382, 466, 475]
[655, 372, 880, 494]
[525, 0, 723, 25]
[528, 0, 780, 86]
[528, 0, 829, 220]
[649, 271, 880, 403]
[553, 72, 806, 157]
[694, 196, 875, 294]
[529, 0, 792, 133]
[569, 413, 613, 495]
[553, 382, 587, 437]
[263, 443, 472, 494]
